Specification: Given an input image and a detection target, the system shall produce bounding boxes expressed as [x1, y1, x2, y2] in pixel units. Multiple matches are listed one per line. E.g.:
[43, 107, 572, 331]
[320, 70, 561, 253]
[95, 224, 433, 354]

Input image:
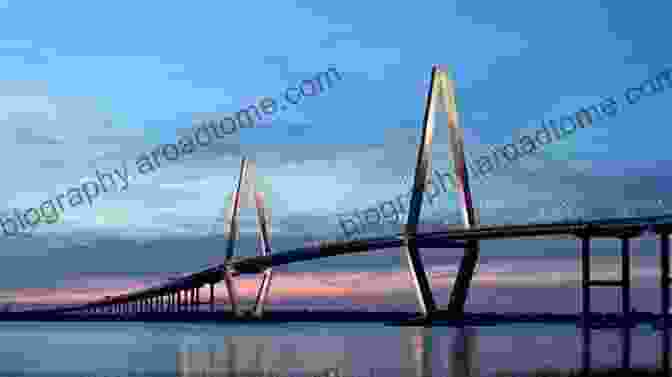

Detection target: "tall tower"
[402, 65, 479, 317]
[222, 158, 275, 318]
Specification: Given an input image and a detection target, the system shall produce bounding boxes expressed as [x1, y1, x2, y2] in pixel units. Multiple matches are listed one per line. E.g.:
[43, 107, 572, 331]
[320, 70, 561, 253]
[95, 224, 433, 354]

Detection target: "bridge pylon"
[223, 157, 275, 318]
[404, 65, 479, 318]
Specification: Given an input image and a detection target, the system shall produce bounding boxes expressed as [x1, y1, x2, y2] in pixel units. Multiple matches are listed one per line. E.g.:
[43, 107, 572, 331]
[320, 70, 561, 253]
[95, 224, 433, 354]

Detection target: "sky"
[0, 1, 671, 311]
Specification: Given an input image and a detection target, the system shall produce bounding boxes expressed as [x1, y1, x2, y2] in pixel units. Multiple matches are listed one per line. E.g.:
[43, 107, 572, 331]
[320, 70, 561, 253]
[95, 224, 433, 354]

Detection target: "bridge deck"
[24, 213, 672, 315]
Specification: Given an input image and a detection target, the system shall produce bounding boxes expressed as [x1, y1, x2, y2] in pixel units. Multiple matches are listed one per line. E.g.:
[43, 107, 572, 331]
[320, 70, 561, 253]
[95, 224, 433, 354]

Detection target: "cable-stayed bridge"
[7, 66, 672, 339]
[14, 213, 672, 316]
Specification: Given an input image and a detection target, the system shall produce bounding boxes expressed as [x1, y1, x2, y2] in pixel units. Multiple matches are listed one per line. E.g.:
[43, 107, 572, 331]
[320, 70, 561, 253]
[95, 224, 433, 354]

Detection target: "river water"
[0, 321, 667, 376]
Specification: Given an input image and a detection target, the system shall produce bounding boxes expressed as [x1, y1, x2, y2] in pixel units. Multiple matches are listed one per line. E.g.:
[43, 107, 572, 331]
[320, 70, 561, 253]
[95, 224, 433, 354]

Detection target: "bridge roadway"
[23, 213, 672, 315]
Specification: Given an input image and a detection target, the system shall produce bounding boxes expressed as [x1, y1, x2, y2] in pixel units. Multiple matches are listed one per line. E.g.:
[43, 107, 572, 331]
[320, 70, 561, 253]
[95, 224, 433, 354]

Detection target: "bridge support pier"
[660, 231, 670, 372]
[447, 240, 480, 316]
[253, 207, 274, 319]
[190, 288, 195, 312]
[223, 270, 241, 316]
[170, 292, 175, 312]
[621, 237, 631, 319]
[191, 288, 196, 311]
[579, 233, 636, 323]
[254, 269, 273, 318]
[196, 287, 200, 312]
[661, 232, 670, 325]
[187, 290, 191, 312]
[581, 236, 591, 324]
[210, 283, 215, 312]
[169, 292, 173, 312]
[579, 235, 592, 373]
[577, 231, 639, 371]
[403, 234, 436, 317]
[185, 290, 190, 312]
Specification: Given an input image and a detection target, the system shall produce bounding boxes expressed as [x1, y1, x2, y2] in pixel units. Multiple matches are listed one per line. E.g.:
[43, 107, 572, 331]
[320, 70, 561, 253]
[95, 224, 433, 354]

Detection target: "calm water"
[0, 321, 667, 376]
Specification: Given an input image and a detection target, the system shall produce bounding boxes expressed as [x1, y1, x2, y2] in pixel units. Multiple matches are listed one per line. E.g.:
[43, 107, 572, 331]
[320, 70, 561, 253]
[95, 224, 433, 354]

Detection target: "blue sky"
[0, 1, 671, 306]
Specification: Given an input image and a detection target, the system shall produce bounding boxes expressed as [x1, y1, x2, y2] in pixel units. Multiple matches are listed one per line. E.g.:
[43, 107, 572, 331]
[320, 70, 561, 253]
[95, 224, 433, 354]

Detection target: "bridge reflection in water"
[175, 325, 669, 377]
[175, 327, 456, 377]
[176, 334, 354, 377]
